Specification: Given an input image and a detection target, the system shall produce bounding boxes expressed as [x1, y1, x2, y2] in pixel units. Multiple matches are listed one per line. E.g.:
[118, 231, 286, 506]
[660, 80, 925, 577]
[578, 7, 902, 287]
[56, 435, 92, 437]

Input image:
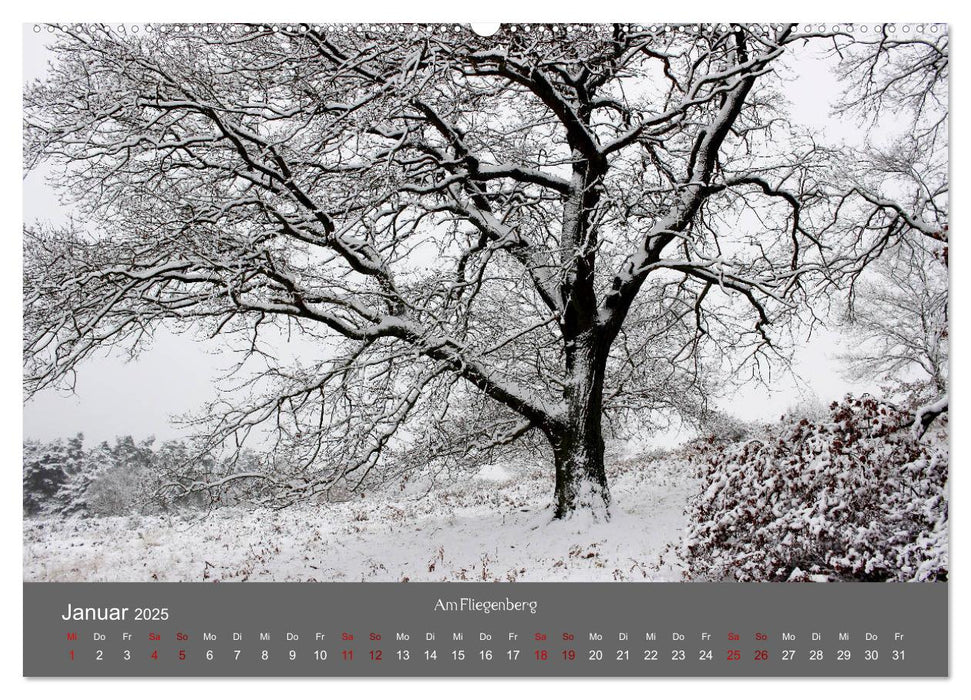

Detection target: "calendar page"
[22, 21, 949, 678]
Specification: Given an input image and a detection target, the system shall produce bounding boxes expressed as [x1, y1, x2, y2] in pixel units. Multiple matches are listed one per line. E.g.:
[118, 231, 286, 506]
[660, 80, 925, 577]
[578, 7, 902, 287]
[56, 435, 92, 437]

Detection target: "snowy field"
[23, 450, 696, 582]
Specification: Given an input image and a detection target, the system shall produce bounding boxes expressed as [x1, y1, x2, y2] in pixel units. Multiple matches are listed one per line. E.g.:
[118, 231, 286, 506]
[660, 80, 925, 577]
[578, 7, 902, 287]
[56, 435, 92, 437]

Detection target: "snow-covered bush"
[695, 409, 756, 443]
[683, 395, 948, 582]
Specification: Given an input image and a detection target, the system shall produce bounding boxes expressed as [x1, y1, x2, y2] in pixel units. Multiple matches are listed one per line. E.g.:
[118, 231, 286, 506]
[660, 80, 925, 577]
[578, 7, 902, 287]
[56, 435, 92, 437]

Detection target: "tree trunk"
[549, 148, 610, 519]
[547, 333, 610, 520]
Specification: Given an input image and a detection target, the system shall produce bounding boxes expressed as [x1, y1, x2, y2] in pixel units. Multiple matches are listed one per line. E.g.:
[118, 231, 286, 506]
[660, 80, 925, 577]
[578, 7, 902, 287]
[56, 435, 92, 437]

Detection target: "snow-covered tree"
[841, 237, 947, 400]
[23, 439, 69, 515]
[23, 24, 947, 519]
[828, 28, 949, 435]
[23, 433, 85, 515]
[59, 439, 114, 515]
[57, 433, 97, 515]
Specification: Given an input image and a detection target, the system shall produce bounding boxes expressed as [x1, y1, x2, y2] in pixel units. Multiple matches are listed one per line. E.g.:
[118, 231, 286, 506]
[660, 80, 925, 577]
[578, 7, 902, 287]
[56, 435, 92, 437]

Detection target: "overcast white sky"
[21, 25, 887, 445]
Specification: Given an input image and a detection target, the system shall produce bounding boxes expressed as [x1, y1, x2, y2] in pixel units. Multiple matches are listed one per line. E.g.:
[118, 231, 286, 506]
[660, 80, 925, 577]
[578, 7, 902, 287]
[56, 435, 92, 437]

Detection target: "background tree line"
[22, 434, 270, 517]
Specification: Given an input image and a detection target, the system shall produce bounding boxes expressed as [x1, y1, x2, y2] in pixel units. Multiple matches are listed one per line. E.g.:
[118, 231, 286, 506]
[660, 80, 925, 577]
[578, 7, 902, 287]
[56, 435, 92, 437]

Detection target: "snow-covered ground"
[23, 450, 696, 582]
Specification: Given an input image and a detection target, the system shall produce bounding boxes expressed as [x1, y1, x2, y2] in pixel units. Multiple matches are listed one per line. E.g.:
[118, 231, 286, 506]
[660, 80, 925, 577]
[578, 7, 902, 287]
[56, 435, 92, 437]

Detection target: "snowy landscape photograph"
[22, 22, 948, 584]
